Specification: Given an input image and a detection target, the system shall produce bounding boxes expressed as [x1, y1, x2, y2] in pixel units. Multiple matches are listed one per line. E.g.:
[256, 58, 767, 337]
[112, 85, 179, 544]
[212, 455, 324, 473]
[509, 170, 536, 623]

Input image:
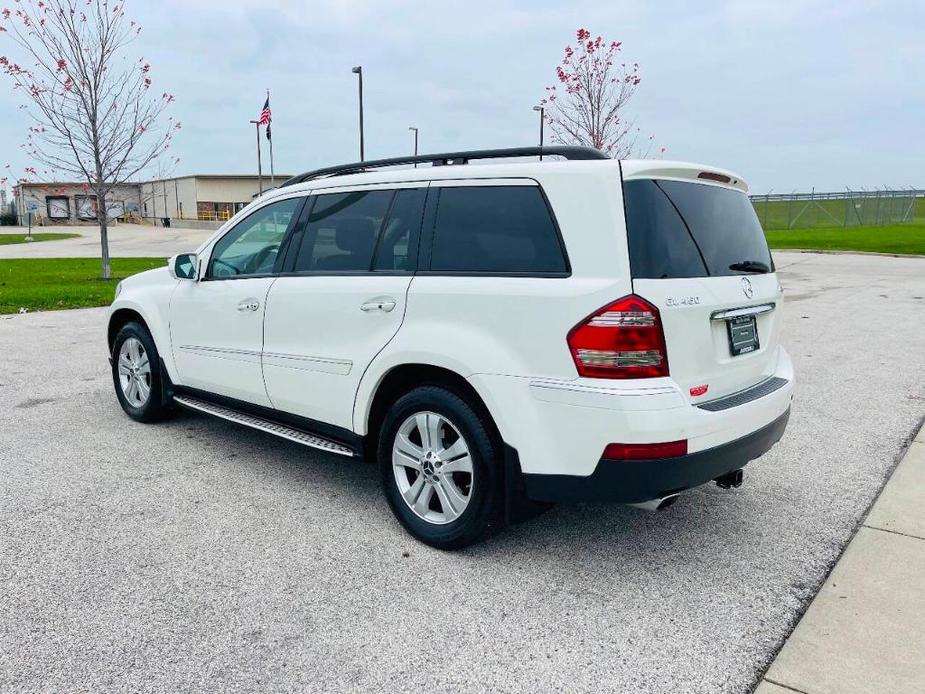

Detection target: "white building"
[138, 174, 290, 223]
[14, 173, 290, 228]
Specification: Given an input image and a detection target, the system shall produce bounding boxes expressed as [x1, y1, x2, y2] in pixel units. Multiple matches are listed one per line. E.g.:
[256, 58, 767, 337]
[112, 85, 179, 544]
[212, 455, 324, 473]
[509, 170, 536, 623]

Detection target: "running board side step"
[172, 395, 357, 458]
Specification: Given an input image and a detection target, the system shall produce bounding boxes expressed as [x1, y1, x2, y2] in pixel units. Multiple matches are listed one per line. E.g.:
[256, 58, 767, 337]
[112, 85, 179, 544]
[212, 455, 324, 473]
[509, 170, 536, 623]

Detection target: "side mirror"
[168, 253, 198, 280]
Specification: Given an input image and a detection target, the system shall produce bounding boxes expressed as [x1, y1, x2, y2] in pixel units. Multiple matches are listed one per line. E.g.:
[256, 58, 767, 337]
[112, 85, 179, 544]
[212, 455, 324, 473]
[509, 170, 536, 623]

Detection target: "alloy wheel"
[392, 411, 474, 525]
[117, 337, 152, 408]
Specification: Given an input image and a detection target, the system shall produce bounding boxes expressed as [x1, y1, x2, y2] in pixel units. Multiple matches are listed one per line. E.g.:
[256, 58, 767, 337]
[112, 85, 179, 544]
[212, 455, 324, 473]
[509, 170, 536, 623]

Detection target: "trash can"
[162, 217, 171, 228]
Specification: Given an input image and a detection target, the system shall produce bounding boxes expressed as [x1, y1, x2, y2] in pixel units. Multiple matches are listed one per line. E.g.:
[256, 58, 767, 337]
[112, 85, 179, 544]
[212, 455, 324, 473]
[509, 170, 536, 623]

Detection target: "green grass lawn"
[752, 196, 924, 230]
[0, 232, 80, 245]
[1, 223, 922, 315]
[765, 223, 925, 256]
[0, 257, 165, 314]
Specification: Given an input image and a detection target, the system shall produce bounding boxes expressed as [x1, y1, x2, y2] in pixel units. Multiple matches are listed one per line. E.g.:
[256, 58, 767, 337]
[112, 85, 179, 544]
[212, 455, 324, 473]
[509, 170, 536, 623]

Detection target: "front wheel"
[378, 386, 502, 550]
[111, 321, 174, 423]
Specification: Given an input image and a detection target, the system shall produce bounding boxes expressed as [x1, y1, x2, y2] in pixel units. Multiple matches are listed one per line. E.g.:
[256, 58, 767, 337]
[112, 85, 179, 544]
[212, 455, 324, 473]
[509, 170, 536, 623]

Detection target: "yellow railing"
[195, 209, 233, 222]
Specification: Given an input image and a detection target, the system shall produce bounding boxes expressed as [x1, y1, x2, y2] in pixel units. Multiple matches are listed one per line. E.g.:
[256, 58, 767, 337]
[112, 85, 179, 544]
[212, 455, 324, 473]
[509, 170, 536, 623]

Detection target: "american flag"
[258, 95, 272, 140]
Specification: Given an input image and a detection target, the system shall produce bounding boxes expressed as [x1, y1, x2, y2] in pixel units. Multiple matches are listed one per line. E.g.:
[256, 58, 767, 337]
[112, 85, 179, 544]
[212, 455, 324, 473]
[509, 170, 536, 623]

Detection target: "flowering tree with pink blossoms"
[0, 0, 179, 278]
[542, 28, 659, 158]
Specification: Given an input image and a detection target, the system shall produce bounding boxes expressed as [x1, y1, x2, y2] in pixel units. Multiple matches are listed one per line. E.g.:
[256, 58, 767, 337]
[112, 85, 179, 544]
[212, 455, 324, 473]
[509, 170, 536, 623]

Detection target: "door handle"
[360, 298, 397, 313]
[237, 298, 260, 312]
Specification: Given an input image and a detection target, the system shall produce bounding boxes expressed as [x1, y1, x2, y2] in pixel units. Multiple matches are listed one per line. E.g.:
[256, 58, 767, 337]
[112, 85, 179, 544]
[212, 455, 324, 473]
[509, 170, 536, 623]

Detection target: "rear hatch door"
[621, 162, 783, 404]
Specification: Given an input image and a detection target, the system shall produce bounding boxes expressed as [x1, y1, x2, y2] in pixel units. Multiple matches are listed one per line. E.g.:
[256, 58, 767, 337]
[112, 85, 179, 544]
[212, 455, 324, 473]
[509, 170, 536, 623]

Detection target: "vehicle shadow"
[162, 407, 778, 568]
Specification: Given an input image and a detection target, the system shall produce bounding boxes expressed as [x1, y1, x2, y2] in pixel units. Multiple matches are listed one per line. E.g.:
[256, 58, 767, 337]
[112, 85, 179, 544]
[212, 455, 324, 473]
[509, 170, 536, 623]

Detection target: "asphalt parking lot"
[2, 250, 924, 693]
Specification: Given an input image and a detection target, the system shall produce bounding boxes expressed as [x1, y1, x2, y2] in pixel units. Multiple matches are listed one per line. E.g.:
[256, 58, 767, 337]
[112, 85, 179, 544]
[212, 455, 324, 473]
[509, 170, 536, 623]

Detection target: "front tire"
[111, 321, 173, 423]
[378, 385, 502, 550]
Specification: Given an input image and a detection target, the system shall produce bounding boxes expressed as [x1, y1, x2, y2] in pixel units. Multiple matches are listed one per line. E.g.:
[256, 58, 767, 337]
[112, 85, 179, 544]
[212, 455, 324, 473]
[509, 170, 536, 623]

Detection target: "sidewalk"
[0, 223, 215, 259]
[755, 423, 925, 694]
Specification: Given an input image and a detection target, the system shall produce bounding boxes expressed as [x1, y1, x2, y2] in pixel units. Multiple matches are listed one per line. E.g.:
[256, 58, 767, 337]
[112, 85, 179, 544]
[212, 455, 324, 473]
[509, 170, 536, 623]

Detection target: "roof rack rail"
[279, 146, 609, 188]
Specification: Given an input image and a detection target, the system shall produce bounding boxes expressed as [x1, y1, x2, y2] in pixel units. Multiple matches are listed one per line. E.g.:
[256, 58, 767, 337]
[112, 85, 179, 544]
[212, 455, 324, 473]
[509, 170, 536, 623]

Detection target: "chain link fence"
[750, 189, 924, 230]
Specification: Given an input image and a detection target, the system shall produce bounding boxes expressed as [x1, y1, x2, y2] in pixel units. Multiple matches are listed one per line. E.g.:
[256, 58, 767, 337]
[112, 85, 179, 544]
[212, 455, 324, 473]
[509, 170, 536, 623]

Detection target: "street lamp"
[352, 66, 364, 161]
[533, 105, 545, 160]
[408, 126, 419, 167]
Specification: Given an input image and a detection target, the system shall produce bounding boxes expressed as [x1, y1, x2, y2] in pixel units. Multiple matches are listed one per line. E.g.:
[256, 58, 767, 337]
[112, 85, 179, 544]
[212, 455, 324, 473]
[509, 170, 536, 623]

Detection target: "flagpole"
[267, 90, 275, 187]
[249, 119, 263, 195]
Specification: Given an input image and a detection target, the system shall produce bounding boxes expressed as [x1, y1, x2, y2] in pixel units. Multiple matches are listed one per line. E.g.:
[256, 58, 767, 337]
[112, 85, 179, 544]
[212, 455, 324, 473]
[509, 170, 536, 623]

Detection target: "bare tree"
[0, 0, 179, 278]
[542, 28, 659, 158]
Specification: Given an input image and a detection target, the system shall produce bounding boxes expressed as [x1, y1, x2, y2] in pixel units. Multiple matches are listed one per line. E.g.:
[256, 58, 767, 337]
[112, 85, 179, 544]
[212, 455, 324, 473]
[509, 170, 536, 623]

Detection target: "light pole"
[352, 66, 364, 161]
[408, 126, 419, 167]
[533, 105, 545, 160]
[249, 119, 263, 195]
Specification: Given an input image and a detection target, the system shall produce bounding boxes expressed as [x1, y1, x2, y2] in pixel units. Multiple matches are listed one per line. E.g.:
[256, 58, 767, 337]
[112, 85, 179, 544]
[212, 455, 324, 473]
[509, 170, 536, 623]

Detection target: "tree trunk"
[97, 218, 112, 280]
[94, 181, 112, 280]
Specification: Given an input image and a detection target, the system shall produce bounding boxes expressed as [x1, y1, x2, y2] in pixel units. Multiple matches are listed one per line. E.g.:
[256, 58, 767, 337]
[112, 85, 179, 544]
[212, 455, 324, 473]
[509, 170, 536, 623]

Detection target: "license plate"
[727, 315, 759, 356]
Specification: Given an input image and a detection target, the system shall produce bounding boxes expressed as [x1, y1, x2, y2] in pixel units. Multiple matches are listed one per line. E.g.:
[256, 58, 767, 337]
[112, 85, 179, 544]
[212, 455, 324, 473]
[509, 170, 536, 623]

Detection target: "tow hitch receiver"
[714, 469, 744, 489]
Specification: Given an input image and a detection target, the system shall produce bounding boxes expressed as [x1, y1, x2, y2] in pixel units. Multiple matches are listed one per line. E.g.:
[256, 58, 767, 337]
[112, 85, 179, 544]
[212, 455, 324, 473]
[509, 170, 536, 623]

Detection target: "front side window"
[429, 186, 567, 274]
[208, 197, 300, 278]
[293, 190, 393, 272]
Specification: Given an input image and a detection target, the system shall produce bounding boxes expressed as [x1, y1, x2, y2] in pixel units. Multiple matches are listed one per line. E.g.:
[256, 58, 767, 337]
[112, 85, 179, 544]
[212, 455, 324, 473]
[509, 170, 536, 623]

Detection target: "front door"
[262, 185, 426, 429]
[169, 196, 303, 405]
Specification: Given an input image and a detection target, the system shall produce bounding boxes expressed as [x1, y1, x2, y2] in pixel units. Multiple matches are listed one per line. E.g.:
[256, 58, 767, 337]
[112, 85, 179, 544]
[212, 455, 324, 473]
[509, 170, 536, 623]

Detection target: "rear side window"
[430, 186, 567, 274]
[623, 178, 773, 279]
[372, 188, 425, 271]
[293, 190, 392, 272]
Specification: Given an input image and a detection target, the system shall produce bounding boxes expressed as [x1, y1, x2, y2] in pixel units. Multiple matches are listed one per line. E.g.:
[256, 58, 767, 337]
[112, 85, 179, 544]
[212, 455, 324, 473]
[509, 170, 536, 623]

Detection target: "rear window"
[623, 178, 772, 279]
[430, 186, 567, 274]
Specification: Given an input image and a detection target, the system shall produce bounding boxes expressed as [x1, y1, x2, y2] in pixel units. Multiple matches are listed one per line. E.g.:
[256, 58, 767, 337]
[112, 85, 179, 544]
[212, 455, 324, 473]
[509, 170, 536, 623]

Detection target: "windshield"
[623, 178, 773, 279]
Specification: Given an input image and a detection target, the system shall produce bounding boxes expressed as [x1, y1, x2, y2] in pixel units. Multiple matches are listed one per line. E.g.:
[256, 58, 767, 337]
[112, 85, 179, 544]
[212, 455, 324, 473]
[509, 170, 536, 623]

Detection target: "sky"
[0, 0, 922, 194]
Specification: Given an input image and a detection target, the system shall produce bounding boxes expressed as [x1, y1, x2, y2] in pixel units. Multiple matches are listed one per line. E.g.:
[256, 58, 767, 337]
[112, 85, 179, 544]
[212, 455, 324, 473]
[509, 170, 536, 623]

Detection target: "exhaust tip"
[628, 493, 680, 512]
[657, 494, 680, 511]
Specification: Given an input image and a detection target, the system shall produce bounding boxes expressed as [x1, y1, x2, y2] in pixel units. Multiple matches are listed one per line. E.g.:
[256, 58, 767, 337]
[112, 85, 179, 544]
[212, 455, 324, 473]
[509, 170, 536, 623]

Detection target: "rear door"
[621, 164, 783, 403]
[261, 184, 426, 429]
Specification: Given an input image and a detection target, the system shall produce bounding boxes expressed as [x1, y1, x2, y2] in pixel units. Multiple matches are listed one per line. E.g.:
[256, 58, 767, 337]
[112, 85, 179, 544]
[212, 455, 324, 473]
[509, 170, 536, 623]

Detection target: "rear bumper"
[471, 346, 794, 480]
[523, 407, 790, 503]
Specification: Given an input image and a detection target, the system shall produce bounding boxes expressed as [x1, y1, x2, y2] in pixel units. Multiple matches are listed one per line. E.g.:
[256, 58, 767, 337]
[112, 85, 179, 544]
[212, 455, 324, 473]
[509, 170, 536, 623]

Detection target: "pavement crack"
[762, 678, 811, 694]
[861, 524, 925, 542]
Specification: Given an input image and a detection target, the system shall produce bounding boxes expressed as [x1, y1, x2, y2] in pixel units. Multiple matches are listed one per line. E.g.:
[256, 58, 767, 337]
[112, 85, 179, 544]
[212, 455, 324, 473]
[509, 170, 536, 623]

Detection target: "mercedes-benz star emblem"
[741, 276, 754, 299]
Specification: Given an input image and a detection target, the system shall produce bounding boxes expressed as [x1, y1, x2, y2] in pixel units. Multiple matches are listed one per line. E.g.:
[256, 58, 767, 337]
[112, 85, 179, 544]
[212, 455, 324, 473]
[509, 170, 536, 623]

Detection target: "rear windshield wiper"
[729, 260, 771, 274]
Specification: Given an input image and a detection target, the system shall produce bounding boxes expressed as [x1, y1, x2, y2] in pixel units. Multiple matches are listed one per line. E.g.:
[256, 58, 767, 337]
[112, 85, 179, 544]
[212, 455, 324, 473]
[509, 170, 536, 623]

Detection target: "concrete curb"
[770, 248, 925, 259]
[753, 421, 925, 694]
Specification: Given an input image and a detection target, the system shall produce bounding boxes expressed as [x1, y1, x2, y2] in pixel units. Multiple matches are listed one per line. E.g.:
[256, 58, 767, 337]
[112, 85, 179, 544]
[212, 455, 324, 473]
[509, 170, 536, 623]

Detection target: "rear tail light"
[602, 440, 688, 460]
[567, 295, 669, 378]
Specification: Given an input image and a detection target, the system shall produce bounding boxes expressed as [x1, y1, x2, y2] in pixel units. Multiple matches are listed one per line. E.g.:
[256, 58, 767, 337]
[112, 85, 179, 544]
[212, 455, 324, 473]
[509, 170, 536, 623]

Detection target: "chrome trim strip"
[589, 311, 655, 327]
[172, 395, 356, 457]
[177, 344, 262, 364]
[179, 346, 352, 374]
[262, 351, 352, 376]
[710, 303, 776, 321]
[529, 380, 678, 398]
[179, 344, 261, 357]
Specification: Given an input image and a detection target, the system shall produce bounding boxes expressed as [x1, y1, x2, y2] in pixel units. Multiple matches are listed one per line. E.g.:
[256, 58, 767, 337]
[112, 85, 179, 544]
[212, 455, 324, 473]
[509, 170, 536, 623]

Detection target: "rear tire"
[378, 385, 502, 549]
[111, 321, 173, 423]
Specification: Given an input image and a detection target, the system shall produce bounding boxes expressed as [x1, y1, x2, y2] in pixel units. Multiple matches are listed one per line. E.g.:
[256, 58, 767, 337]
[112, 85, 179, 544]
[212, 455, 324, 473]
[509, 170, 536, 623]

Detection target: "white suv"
[108, 146, 793, 549]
